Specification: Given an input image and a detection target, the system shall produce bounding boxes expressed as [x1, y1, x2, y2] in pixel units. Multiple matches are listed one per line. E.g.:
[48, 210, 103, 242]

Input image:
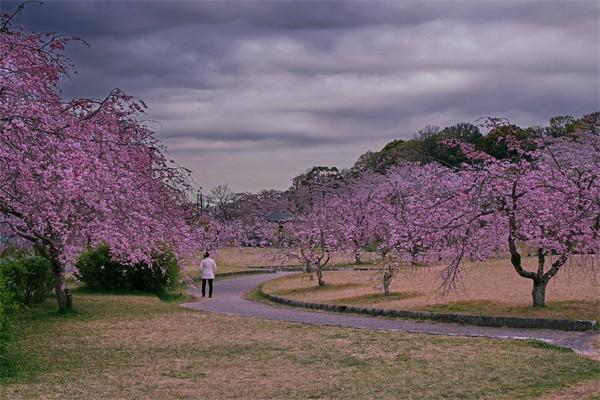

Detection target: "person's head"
[203, 251, 210, 258]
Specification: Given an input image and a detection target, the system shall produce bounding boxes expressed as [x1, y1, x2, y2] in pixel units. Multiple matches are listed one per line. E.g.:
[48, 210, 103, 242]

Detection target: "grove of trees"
[237, 114, 599, 307]
[1, 4, 598, 322]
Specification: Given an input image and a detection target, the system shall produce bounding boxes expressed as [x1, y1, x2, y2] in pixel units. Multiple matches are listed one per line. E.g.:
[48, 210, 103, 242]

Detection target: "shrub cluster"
[0, 250, 54, 305]
[0, 273, 17, 376]
[0, 249, 52, 377]
[74, 244, 179, 295]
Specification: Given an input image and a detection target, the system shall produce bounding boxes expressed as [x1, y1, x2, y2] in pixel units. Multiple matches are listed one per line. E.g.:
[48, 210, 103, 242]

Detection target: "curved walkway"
[181, 272, 599, 357]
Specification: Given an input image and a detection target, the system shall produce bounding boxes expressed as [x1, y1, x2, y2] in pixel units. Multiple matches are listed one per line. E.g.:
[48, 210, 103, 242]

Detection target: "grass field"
[1, 292, 599, 399]
[182, 247, 375, 278]
[262, 257, 599, 321]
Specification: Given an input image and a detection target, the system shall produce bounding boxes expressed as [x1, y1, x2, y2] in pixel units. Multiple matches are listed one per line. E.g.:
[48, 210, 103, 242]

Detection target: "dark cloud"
[161, 129, 343, 146]
[2, 0, 598, 192]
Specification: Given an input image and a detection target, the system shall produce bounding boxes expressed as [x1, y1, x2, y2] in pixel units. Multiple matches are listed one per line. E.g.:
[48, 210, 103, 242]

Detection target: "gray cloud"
[3, 0, 598, 192]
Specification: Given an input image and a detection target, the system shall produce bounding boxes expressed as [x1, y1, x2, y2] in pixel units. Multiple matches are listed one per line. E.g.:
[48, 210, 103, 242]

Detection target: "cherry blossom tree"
[252, 180, 340, 287]
[0, 11, 197, 311]
[277, 198, 339, 287]
[441, 118, 599, 307]
[249, 114, 598, 306]
[367, 163, 469, 295]
[195, 215, 243, 252]
[327, 173, 381, 265]
[362, 118, 598, 306]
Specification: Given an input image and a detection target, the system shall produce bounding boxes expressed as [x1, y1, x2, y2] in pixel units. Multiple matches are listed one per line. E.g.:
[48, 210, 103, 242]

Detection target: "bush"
[74, 244, 179, 295]
[0, 251, 54, 305]
[0, 274, 17, 377]
[73, 245, 128, 292]
[128, 251, 179, 296]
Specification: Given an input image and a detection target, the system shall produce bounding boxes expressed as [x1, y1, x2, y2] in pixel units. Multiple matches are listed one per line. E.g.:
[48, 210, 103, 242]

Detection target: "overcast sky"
[3, 0, 599, 192]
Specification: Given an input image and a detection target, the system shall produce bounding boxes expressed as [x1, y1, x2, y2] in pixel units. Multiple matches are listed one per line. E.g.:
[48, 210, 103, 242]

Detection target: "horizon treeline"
[202, 112, 598, 221]
[351, 113, 597, 173]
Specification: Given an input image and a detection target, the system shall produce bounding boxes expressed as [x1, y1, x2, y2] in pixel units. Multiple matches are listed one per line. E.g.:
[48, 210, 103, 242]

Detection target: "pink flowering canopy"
[327, 173, 381, 264]
[253, 118, 599, 304]
[364, 124, 599, 304]
[414, 123, 599, 304]
[1, 14, 198, 310]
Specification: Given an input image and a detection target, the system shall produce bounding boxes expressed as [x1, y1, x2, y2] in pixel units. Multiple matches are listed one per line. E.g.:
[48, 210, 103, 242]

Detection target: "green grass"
[326, 260, 376, 269]
[526, 340, 574, 353]
[71, 285, 187, 303]
[424, 300, 599, 321]
[245, 284, 269, 303]
[271, 282, 363, 297]
[1, 294, 180, 384]
[322, 291, 423, 305]
[424, 300, 499, 314]
[0, 292, 598, 399]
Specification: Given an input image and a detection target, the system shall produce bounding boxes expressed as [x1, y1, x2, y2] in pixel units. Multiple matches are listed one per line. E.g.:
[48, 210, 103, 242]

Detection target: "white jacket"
[200, 257, 217, 279]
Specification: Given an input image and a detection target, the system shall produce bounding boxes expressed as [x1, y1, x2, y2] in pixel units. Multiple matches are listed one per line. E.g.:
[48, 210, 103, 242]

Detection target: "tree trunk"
[353, 242, 362, 265]
[532, 280, 547, 307]
[51, 258, 72, 313]
[383, 270, 391, 296]
[355, 251, 362, 265]
[305, 261, 313, 273]
[315, 266, 325, 287]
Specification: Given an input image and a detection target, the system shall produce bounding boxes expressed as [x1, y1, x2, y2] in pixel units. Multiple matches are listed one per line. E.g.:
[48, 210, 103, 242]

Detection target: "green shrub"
[128, 251, 179, 296]
[0, 251, 54, 305]
[73, 244, 128, 292]
[74, 244, 179, 295]
[0, 274, 17, 377]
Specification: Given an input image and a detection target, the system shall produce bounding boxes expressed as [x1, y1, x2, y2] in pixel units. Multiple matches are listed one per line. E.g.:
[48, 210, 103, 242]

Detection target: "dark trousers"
[201, 278, 214, 297]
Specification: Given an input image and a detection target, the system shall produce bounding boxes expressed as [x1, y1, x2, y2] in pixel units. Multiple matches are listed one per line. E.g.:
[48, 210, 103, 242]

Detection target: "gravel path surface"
[181, 272, 599, 357]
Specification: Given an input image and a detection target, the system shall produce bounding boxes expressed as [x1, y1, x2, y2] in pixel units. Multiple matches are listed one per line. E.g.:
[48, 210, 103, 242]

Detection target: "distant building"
[264, 211, 296, 223]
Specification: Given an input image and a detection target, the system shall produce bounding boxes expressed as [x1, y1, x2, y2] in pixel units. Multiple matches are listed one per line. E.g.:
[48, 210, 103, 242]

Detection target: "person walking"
[200, 251, 217, 298]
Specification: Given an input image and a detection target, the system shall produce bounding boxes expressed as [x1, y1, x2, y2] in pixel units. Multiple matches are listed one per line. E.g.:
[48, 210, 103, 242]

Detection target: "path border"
[215, 270, 277, 279]
[260, 288, 597, 332]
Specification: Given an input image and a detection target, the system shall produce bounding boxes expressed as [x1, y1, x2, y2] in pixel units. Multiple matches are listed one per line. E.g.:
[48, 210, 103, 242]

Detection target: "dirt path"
[181, 272, 599, 357]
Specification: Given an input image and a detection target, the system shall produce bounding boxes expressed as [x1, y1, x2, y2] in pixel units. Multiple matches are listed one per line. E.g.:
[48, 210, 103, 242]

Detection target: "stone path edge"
[215, 270, 277, 280]
[214, 266, 367, 280]
[259, 287, 598, 332]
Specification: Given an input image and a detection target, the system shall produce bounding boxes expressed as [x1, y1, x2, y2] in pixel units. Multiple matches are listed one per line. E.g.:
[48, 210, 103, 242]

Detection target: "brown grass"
[262, 257, 600, 320]
[182, 247, 376, 278]
[1, 293, 598, 399]
[538, 379, 600, 400]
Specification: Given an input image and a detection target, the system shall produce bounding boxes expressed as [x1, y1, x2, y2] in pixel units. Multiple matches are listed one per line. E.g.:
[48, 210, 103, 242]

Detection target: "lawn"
[0, 292, 599, 399]
[182, 247, 376, 278]
[262, 257, 600, 321]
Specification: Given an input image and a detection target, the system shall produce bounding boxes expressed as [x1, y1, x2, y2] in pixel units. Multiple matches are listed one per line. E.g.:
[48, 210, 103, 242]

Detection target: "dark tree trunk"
[383, 270, 391, 296]
[355, 251, 362, 265]
[353, 240, 362, 265]
[532, 280, 547, 307]
[507, 234, 550, 308]
[316, 266, 325, 287]
[51, 257, 72, 313]
[305, 262, 313, 273]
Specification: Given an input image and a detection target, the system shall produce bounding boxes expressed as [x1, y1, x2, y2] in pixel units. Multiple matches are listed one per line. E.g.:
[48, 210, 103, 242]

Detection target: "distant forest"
[351, 113, 599, 174]
[204, 112, 598, 222]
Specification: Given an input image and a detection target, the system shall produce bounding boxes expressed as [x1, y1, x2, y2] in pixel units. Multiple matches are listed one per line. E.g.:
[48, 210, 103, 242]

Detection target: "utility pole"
[200, 188, 204, 215]
[196, 187, 204, 216]
[196, 186, 204, 216]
